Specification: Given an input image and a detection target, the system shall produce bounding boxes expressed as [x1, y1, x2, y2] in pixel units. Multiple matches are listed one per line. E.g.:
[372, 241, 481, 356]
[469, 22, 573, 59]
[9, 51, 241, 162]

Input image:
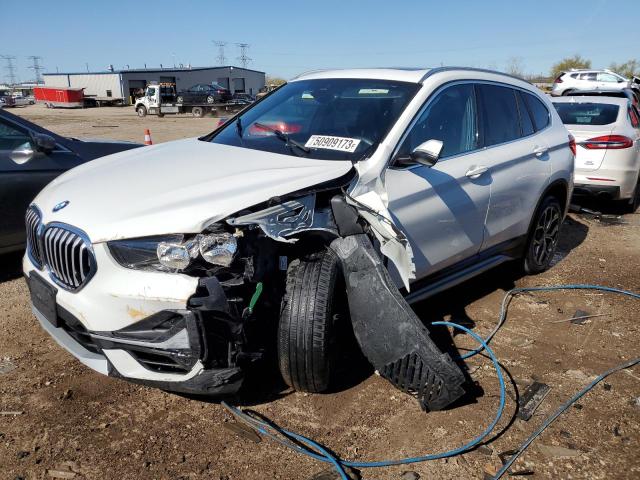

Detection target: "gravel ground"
[1, 104, 639, 480]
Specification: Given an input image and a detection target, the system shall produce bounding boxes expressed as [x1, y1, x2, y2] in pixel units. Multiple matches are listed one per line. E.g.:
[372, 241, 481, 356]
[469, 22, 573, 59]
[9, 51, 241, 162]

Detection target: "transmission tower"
[213, 41, 227, 65]
[236, 43, 251, 68]
[27, 55, 44, 84]
[0, 55, 17, 85]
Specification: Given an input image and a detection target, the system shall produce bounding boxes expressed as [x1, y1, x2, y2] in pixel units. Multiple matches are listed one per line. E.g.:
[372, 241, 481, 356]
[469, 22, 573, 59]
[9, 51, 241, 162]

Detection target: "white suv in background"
[24, 67, 575, 411]
[551, 69, 630, 97]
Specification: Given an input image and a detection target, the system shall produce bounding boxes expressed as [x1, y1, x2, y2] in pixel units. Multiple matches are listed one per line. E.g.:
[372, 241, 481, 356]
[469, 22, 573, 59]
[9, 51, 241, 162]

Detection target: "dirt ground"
[1, 104, 639, 480]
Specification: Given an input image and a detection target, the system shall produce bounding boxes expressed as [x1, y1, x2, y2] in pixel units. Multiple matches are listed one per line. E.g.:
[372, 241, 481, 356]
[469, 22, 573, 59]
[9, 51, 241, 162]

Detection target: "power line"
[236, 43, 251, 68]
[0, 55, 17, 85]
[213, 40, 227, 65]
[27, 55, 44, 84]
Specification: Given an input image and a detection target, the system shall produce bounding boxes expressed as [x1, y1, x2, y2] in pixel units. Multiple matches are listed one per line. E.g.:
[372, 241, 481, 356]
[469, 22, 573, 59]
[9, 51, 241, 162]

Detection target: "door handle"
[465, 165, 488, 178]
[533, 146, 549, 157]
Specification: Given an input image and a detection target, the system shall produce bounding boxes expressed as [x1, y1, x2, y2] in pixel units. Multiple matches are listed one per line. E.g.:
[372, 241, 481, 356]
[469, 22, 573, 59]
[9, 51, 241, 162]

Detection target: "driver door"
[385, 82, 491, 280]
[0, 117, 81, 252]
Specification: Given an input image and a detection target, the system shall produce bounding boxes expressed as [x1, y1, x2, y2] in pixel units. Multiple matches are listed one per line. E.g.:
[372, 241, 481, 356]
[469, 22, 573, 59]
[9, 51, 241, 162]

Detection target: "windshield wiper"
[253, 122, 310, 154]
[236, 117, 243, 138]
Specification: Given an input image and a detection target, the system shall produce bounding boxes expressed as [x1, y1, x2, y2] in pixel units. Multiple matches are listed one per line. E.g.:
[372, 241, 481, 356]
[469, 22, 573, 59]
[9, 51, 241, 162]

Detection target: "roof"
[551, 96, 630, 106]
[292, 67, 532, 85]
[43, 65, 265, 76]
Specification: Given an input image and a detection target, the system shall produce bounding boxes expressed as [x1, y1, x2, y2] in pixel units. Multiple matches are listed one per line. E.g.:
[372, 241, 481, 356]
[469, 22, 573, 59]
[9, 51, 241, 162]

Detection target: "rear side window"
[552, 103, 620, 125]
[515, 92, 535, 136]
[478, 84, 519, 146]
[579, 72, 596, 81]
[523, 93, 550, 131]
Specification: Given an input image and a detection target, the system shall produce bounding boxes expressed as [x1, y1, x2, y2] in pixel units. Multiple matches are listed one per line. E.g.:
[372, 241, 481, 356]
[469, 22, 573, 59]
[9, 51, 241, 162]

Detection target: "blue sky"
[1, 0, 637, 82]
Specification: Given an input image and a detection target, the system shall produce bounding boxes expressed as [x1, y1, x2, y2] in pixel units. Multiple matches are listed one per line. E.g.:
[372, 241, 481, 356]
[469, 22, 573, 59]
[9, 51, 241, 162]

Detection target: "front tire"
[278, 249, 342, 393]
[523, 196, 562, 274]
[136, 105, 147, 117]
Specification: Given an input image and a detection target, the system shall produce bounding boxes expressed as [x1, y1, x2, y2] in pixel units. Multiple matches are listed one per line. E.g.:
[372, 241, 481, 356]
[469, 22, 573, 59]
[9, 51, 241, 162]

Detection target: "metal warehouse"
[42, 66, 266, 105]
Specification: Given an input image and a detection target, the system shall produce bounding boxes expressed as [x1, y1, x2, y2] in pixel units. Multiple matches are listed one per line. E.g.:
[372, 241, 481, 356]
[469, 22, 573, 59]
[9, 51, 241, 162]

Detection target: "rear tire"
[624, 175, 640, 213]
[176, 96, 184, 104]
[136, 105, 147, 117]
[206, 95, 215, 104]
[278, 249, 342, 393]
[561, 89, 574, 96]
[523, 196, 563, 274]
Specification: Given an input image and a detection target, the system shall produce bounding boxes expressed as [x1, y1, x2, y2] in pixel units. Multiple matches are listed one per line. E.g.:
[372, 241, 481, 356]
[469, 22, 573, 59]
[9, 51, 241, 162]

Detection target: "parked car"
[0, 109, 142, 255]
[176, 83, 232, 104]
[24, 68, 573, 409]
[551, 69, 629, 97]
[552, 97, 640, 211]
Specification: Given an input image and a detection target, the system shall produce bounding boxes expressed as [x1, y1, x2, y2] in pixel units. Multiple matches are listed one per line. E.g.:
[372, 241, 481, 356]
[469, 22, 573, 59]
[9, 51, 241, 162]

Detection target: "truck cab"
[135, 83, 177, 117]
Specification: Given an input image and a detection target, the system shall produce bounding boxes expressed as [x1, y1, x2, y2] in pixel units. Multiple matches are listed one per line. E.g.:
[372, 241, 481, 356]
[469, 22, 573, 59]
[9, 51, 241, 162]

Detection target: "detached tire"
[523, 195, 563, 274]
[278, 249, 342, 393]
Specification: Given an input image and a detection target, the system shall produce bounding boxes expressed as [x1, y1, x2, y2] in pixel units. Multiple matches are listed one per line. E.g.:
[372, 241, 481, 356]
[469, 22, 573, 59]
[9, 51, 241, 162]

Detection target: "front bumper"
[24, 244, 244, 396]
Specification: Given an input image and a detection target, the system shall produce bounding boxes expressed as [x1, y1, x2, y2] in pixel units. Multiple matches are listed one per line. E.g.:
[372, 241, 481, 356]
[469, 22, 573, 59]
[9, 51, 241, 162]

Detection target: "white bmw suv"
[551, 69, 630, 97]
[24, 68, 574, 411]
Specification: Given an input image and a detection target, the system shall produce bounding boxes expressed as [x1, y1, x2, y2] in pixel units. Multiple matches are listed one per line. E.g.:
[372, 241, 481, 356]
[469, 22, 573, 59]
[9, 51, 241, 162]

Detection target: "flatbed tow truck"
[134, 82, 246, 118]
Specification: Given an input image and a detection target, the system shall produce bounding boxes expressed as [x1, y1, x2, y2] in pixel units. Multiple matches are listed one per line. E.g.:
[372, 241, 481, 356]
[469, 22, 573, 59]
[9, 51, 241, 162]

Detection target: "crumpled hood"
[34, 138, 353, 243]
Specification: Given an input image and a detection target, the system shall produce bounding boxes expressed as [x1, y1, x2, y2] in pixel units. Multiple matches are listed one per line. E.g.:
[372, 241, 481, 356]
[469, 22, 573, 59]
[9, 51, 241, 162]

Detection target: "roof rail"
[420, 66, 534, 86]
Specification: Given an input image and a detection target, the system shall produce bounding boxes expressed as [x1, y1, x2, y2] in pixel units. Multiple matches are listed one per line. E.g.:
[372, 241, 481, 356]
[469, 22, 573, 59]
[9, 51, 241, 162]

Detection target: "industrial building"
[42, 66, 266, 105]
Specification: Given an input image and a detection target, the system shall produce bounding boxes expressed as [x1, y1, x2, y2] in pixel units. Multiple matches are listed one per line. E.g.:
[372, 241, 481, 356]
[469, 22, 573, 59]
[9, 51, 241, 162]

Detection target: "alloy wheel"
[531, 204, 561, 266]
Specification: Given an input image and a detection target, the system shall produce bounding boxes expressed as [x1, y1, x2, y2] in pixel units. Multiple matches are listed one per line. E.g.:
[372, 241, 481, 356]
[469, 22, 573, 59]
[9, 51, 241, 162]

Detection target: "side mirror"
[32, 133, 56, 153]
[395, 139, 444, 168]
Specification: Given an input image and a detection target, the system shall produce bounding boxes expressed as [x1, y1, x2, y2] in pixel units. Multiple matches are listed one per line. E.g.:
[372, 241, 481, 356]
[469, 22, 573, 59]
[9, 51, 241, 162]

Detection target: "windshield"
[207, 78, 420, 161]
[553, 102, 620, 125]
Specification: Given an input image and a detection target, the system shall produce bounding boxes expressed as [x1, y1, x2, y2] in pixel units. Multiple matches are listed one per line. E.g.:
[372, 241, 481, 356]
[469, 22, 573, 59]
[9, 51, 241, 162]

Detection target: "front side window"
[553, 102, 620, 125]
[397, 83, 478, 160]
[0, 120, 32, 151]
[208, 78, 420, 161]
[147, 87, 156, 97]
[478, 84, 520, 146]
[523, 92, 550, 131]
[597, 73, 620, 83]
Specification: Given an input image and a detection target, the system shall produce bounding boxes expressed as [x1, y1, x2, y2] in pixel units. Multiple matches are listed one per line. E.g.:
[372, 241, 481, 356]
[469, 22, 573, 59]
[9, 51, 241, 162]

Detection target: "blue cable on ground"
[222, 284, 640, 478]
[223, 321, 507, 477]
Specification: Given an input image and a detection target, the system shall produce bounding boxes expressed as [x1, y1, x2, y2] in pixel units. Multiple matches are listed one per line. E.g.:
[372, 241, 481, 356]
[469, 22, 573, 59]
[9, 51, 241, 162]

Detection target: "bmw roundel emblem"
[53, 200, 70, 212]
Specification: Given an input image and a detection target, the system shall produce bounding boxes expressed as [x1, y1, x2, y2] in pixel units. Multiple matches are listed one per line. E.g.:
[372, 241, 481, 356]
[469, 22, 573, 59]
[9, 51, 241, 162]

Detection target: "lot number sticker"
[305, 135, 361, 153]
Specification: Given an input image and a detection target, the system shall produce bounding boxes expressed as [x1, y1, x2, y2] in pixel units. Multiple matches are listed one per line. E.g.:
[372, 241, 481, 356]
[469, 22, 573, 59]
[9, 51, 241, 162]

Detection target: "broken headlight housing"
[108, 230, 238, 273]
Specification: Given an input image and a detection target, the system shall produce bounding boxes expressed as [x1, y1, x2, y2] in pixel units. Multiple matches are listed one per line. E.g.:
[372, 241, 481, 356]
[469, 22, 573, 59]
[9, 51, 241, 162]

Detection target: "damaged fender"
[330, 234, 466, 411]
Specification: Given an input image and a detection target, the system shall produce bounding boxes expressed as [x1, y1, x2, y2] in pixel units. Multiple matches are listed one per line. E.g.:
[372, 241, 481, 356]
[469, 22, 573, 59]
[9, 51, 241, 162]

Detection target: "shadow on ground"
[0, 251, 24, 283]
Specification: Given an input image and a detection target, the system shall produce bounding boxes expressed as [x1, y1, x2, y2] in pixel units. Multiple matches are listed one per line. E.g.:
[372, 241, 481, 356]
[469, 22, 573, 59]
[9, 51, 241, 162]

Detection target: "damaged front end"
[217, 173, 467, 411]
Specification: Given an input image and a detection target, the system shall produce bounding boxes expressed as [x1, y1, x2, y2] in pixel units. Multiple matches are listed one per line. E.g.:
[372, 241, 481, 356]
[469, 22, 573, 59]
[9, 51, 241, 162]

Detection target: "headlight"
[199, 232, 237, 267]
[108, 230, 239, 272]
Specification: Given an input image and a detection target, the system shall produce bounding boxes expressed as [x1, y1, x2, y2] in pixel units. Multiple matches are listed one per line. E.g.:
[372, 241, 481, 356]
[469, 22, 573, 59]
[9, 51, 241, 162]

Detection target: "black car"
[0, 109, 142, 254]
[176, 83, 232, 104]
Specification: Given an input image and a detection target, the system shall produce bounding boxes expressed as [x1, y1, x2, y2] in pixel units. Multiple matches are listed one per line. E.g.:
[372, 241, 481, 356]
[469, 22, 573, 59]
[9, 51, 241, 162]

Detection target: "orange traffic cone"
[144, 129, 153, 145]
